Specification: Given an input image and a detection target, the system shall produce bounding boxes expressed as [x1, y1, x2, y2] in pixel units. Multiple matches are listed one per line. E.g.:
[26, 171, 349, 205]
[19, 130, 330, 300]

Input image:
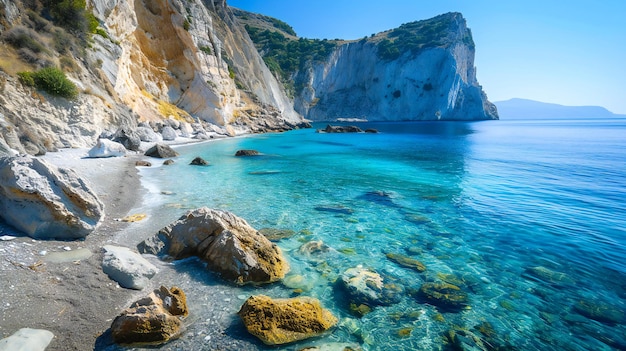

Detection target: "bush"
[44, 0, 88, 31]
[2, 26, 47, 53]
[21, 67, 79, 99]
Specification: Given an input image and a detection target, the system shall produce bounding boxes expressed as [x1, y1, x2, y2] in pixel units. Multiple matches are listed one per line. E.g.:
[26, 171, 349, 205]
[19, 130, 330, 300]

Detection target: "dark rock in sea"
[163, 159, 175, 165]
[573, 299, 625, 325]
[365, 128, 379, 133]
[317, 125, 363, 133]
[360, 190, 399, 207]
[249, 170, 281, 175]
[135, 160, 151, 167]
[418, 282, 469, 311]
[113, 127, 141, 151]
[189, 156, 209, 166]
[144, 143, 179, 158]
[314, 205, 354, 215]
[339, 265, 404, 306]
[238, 295, 337, 345]
[259, 228, 296, 241]
[294, 121, 313, 129]
[138, 207, 289, 284]
[235, 149, 260, 156]
[111, 286, 188, 345]
[386, 253, 426, 272]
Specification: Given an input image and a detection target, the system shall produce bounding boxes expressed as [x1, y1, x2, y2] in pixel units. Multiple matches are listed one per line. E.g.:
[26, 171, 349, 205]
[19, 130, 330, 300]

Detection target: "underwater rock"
[144, 144, 179, 158]
[282, 274, 315, 292]
[235, 149, 260, 156]
[404, 213, 431, 224]
[523, 266, 575, 286]
[138, 207, 289, 284]
[111, 286, 188, 345]
[259, 228, 296, 241]
[238, 295, 337, 345]
[419, 282, 469, 311]
[189, 156, 209, 166]
[314, 205, 354, 215]
[386, 253, 426, 272]
[573, 299, 625, 325]
[359, 190, 398, 207]
[298, 240, 331, 256]
[299, 342, 363, 351]
[340, 265, 403, 306]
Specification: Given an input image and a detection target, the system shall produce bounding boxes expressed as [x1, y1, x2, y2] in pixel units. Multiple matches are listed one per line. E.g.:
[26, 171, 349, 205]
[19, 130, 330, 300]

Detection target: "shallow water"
[118, 119, 626, 350]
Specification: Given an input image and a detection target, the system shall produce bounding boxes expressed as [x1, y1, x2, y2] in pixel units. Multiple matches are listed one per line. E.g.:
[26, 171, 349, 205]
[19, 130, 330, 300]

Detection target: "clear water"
[123, 120, 626, 350]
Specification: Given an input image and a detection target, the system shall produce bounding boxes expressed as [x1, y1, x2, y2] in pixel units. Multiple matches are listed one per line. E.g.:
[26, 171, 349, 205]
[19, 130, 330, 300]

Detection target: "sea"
[119, 119, 626, 350]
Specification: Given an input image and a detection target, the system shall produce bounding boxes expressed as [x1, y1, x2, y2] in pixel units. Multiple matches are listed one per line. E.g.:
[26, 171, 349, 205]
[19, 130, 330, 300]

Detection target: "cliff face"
[241, 12, 498, 121]
[0, 0, 301, 155]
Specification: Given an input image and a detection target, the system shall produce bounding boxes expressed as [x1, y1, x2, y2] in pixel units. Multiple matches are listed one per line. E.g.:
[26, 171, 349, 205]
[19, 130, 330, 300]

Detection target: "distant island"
[494, 98, 625, 119]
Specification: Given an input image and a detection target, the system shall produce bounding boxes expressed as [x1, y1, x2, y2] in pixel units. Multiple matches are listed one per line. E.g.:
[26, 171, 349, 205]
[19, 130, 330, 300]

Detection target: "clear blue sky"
[229, 0, 626, 114]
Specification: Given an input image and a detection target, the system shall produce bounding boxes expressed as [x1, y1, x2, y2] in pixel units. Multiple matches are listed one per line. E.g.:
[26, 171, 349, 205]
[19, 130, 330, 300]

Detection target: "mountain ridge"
[494, 98, 625, 119]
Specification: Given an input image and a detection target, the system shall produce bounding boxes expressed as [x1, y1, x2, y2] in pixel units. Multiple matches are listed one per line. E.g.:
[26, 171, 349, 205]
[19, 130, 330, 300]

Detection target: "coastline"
[0, 148, 151, 350]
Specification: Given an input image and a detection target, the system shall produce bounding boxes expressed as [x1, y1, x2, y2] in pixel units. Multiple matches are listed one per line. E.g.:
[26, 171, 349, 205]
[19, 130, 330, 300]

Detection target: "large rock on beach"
[238, 295, 338, 345]
[161, 126, 177, 141]
[136, 126, 162, 142]
[102, 245, 158, 290]
[0, 155, 104, 239]
[0, 328, 54, 351]
[111, 286, 188, 345]
[113, 127, 141, 151]
[87, 138, 127, 158]
[340, 265, 403, 306]
[138, 207, 289, 284]
[144, 143, 179, 158]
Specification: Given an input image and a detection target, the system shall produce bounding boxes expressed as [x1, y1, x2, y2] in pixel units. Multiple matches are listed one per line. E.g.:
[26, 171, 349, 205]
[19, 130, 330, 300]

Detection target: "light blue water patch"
[122, 120, 626, 351]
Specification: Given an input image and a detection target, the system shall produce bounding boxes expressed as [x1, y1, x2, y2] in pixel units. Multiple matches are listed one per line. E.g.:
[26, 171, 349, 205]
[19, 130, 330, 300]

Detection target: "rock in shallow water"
[238, 295, 337, 345]
[111, 286, 188, 345]
[235, 149, 260, 156]
[0, 328, 54, 351]
[102, 245, 158, 290]
[340, 265, 403, 306]
[418, 282, 469, 311]
[144, 143, 179, 158]
[138, 207, 289, 284]
[0, 155, 104, 239]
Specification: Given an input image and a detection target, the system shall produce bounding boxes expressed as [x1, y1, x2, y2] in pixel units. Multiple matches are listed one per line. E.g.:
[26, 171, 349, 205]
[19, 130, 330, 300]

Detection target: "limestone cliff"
[239, 12, 498, 121]
[0, 0, 302, 155]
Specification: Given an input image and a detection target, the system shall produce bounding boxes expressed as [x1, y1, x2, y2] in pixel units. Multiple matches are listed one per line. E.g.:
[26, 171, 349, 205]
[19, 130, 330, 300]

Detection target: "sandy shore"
[0, 149, 152, 350]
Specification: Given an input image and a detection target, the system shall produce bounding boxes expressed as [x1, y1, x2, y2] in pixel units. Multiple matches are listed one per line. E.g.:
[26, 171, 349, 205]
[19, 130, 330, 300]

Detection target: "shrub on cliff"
[18, 67, 78, 99]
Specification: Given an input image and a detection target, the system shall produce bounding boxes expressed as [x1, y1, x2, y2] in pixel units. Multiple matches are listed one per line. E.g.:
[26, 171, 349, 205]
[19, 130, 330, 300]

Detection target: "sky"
[228, 0, 626, 114]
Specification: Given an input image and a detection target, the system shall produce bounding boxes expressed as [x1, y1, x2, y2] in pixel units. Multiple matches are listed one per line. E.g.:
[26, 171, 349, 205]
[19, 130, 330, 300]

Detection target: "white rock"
[161, 126, 177, 141]
[136, 126, 162, 142]
[87, 138, 127, 158]
[0, 155, 104, 240]
[102, 245, 158, 290]
[0, 328, 54, 351]
[0, 235, 17, 241]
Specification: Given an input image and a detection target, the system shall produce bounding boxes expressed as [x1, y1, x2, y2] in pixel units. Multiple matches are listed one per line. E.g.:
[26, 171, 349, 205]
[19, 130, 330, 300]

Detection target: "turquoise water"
[131, 120, 626, 350]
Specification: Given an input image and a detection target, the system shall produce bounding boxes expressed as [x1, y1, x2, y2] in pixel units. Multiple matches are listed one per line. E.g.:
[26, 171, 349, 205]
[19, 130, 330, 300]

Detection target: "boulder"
[340, 265, 403, 306]
[138, 207, 288, 284]
[0, 155, 104, 239]
[0, 328, 54, 351]
[364, 128, 379, 133]
[179, 122, 193, 137]
[144, 144, 179, 158]
[113, 127, 141, 151]
[102, 245, 158, 290]
[0, 137, 18, 157]
[163, 159, 175, 165]
[111, 286, 187, 345]
[135, 126, 162, 142]
[135, 160, 151, 167]
[317, 125, 363, 133]
[418, 282, 469, 311]
[189, 156, 209, 166]
[235, 149, 260, 156]
[238, 295, 337, 345]
[87, 138, 127, 158]
[161, 126, 177, 141]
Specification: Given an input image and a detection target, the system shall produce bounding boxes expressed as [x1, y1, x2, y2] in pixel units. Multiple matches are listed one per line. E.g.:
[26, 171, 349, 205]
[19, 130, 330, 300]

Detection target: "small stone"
[0, 235, 17, 241]
[63, 246, 72, 251]
[135, 160, 152, 167]
[163, 159, 175, 165]
[0, 328, 54, 351]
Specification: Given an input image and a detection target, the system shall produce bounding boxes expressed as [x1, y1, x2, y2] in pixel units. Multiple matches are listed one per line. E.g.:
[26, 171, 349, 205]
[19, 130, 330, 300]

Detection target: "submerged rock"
[87, 138, 127, 158]
[144, 144, 179, 158]
[523, 266, 575, 286]
[0, 155, 104, 239]
[111, 286, 188, 345]
[0, 328, 54, 351]
[386, 253, 426, 272]
[298, 240, 331, 256]
[419, 282, 469, 311]
[138, 207, 289, 284]
[238, 295, 337, 345]
[573, 299, 625, 325]
[102, 245, 158, 290]
[235, 149, 260, 156]
[340, 265, 403, 306]
[299, 343, 363, 351]
[314, 205, 354, 215]
[259, 228, 296, 241]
